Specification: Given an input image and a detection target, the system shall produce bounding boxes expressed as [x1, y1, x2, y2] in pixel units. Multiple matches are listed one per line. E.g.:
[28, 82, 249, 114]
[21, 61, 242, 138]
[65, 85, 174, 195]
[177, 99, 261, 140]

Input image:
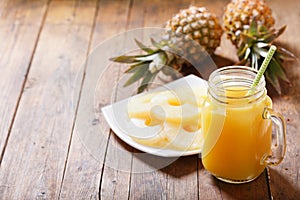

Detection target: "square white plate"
[102, 75, 208, 157]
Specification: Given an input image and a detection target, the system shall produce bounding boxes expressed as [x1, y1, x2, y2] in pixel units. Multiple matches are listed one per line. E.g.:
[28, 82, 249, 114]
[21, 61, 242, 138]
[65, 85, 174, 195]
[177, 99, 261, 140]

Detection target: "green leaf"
[268, 58, 289, 82]
[258, 25, 269, 35]
[137, 71, 158, 93]
[135, 53, 159, 61]
[249, 18, 258, 36]
[276, 25, 287, 37]
[150, 38, 163, 49]
[110, 55, 147, 63]
[134, 39, 156, 54]
[260, 31, 275, 42]
[251, 52, 258, 70]
[256, 42, 269, 48]
[154, 51, 168, 66]
[123, 64, 149, 87]
[254, 46, 268, 58]
[276, 46, 297, 60]
[244, 47, 251, 60]
[265, 66, 282, 94]
[125, 61, 150, 73]
[264, 25, 286, 43]
[237, 43, 248, 58]
[240, 33, 256, 45]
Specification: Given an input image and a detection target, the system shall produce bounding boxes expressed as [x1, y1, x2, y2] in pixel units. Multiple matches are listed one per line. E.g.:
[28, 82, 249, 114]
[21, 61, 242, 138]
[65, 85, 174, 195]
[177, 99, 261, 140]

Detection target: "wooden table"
[0, 0, 299, 199]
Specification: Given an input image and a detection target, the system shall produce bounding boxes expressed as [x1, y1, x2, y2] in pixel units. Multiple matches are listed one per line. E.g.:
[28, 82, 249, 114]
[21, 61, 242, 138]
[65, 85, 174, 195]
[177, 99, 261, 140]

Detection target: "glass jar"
[201, 66, 286, 184]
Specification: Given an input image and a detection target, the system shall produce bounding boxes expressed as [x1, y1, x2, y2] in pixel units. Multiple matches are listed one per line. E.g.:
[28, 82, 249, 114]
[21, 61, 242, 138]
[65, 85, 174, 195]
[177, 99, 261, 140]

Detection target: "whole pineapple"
[223, 0, 274, 46]
[223, 0, 296, 94]
[111, 6, 223, 93]
[165, 6, 222, 56]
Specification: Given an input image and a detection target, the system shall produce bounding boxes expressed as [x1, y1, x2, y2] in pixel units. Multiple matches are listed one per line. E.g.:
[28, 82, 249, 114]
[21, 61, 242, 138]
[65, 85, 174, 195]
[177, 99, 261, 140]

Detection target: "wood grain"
[165, 156, 199, 199]
[127, 1, 199, 199]
[59, 0, 132, 199]
[267, 0, 300, 199]
[100, 0, 145, 198]
[194, 1, 270, 199]
[0, 0, 299, 199]
[0, 0, 96, 199]
[0, 0, 48, 162]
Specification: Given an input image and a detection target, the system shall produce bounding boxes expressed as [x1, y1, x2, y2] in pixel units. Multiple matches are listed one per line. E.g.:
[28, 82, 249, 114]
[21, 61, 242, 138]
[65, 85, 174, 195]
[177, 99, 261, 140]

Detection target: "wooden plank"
[99, 0, 144, 199]
[127, 1, 199, 199]
[266, 0, 300, 199]
[99, 0, 229, 198]
[59, 0, 132, 199]
[217, 171, 270, 199]
[0, 0, 97, 199]
[130, 153, 169, 200]
[98, 2, 177, 197]
[148, 3, 223, 198]
[0, 0, 48, 161]
[165, 156, 199, 199]
[98, 0, 196, 196]
[192, 1, 269, 199]
[198, 160, 223, 199]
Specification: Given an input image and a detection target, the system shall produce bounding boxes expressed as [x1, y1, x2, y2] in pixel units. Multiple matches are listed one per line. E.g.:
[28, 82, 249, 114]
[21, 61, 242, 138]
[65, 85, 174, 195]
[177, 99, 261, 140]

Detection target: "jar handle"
[262, 107, 286, 166]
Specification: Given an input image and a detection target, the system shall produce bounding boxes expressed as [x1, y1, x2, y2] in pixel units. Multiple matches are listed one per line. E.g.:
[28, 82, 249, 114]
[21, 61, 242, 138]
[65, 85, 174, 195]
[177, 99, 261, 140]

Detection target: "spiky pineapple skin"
[165, 6, 223, 56]
[223, 0, 275, 46]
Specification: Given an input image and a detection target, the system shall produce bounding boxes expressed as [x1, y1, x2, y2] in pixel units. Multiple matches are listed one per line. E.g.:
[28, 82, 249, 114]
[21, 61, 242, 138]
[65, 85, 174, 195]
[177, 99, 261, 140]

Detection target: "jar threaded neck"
[208, 66, 266, 104]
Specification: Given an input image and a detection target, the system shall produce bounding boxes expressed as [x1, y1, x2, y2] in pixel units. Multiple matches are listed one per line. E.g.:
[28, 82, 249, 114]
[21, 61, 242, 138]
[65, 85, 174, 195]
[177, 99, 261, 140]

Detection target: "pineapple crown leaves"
[237, 18, 297, 94]
[110, 34, 212, 93]
[109, 39, 177, 93]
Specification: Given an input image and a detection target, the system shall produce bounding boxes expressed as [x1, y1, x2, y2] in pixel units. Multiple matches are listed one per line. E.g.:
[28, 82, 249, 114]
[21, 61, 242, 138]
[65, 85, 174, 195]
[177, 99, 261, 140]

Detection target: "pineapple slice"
[164, 122, 203, 151]
[150, 102, 201, 125]
[132, 122, 203, 150]
[127, 87, 205, 125]
[132, 127, 170, 149]
[127, 92, 156, 119]
[127, 85, 206, 150]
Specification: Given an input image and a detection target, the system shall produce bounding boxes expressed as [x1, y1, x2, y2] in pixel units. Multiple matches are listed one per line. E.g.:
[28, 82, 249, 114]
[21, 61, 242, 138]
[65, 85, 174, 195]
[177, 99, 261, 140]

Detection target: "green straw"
[249, 45, 277, 93]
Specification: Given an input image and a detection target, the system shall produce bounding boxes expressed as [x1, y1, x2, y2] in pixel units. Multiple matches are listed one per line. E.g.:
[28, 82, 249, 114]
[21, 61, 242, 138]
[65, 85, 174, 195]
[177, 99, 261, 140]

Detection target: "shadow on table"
[118, 140, 300, 199]
[268, 168, 300, 199]
[211, 167, 300, 200]
[131, 152, 198, 176]
[211, 169, 271, 199]
[159, 155, 198, 177]
[108, 133, 197, 175]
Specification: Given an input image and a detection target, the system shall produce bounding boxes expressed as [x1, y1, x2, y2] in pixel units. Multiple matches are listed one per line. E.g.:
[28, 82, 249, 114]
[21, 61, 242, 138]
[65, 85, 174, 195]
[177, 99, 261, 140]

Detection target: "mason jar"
[201, 66, 286, 184]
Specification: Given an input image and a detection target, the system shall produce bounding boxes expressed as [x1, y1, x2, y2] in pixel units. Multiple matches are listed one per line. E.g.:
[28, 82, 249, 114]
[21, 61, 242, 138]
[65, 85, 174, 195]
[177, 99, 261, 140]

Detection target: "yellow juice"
[201, 89, 272, 181]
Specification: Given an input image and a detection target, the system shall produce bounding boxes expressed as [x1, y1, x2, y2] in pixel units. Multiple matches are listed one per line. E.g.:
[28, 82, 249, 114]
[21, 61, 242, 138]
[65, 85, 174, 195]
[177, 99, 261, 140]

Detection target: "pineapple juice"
[201, 88, 272, 181]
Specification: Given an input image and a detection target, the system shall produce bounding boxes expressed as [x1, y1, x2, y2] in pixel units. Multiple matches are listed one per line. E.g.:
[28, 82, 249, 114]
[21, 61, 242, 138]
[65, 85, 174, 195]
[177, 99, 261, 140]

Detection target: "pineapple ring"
[164, 122, 203, 151]
[127, 86, 205, 126]
[127, 92, 157, 120]
[127, 86, 207, 149]
[132, 122, 203, 151]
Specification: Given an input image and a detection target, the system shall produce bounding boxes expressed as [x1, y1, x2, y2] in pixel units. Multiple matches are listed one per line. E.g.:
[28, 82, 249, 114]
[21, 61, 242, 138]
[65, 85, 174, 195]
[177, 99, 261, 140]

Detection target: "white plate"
[101, 75, 208, 157]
